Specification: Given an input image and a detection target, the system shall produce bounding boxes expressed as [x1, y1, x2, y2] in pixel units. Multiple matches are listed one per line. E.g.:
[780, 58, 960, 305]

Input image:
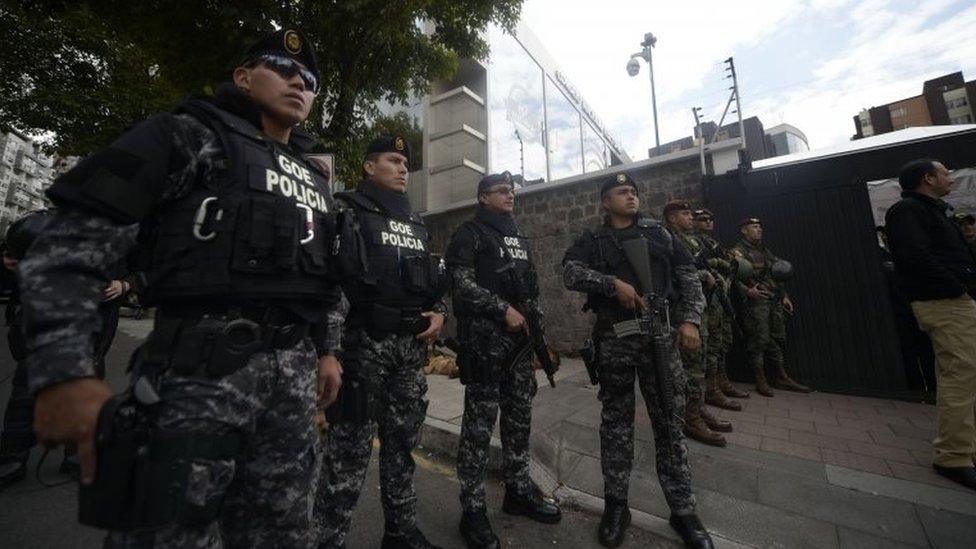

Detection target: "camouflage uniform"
[698, 234, 736, 389]
[731, 238, 800, 393]
[672, 231, 710, 398]
[562, 218, 704, 513]
[315, 169, 447, 547]
[445, 215, 539, 514]
[18, 85, 346, 548]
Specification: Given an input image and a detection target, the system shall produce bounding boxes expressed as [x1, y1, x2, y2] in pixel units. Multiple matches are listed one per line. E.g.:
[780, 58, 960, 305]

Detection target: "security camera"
[626, 58, 640, 77]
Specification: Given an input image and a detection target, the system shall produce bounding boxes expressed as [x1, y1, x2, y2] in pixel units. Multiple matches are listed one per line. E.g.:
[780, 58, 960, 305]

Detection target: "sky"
[519, 0, 976, 160]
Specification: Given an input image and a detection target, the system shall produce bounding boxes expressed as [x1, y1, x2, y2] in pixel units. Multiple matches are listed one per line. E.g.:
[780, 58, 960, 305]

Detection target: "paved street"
[0, 318, 672, 548]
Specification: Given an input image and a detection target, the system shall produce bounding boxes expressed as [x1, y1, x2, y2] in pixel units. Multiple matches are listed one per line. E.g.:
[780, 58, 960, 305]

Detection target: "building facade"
[853, 71, 976, 139]
[385, 22, 630, 212]
[648, 116, 809, 175]
[0, 130, 55, 236]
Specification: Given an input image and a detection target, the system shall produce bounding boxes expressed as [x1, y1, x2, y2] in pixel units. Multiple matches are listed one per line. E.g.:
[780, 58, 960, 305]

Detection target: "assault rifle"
[496, 263, 559, 387]
[620, 236, 678, 456]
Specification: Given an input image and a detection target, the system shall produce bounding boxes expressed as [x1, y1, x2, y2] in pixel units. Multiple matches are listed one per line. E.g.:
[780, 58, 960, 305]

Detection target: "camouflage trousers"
[680, 317, 708, 402]
[704, 294, 734, 380]
[457, 326, 538, 514]
[597, 333, 695, 514]
[742, 298, 787, 374]
[106, 339, 319, 549]
[314, 330, 428, 547]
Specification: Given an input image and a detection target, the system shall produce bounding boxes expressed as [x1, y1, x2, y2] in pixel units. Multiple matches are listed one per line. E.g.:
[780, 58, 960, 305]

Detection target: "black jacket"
[884, 191, 976, 301]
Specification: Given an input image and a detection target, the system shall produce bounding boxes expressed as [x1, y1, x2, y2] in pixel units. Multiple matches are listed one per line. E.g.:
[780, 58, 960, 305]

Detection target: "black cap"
[739, 217, 762, 228]
[5, 210, 54, 259]
[243, 29, 319, 80]
[601, 172, 638, 197]
[365, 135, 411, 162]
[478, 172, 513, 194]
[952, 212, 975, 224]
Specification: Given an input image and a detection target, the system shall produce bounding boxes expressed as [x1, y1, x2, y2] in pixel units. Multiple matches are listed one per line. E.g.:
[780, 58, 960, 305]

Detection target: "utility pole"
[724, 57, 746, 151]
[692, 107, 706, 175]
[627, 32, 660, 154]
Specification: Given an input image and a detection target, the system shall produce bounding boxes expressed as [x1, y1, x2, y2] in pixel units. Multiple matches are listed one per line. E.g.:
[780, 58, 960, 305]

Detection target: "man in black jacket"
[885, 159, 976, 491]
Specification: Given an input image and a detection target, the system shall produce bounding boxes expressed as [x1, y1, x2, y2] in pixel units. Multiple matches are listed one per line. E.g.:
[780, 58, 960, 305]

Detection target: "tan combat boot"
[700, 394, 733, 433]
[773, 366, 811, 393]
[718, 369, 750, 399]
[755, 367, 775, 397]
[684, 399, 727, 447]
[705, 375, 743, 411]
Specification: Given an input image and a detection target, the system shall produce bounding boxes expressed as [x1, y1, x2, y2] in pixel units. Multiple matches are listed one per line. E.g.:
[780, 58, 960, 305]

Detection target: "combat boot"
[0, 458, 27, 492]
[705, 375, 742, 411]
[754, 368, 775, 397]
[598, 497, 631, 548]
[502, 486, 562, 523]
[718, 369, 750, 399]
[459, 512, 500, 549]
[700, 402, 733, 433]
[669, 513, 715, 549]
[684, 400, 727, 447]
[380, 526, 442, 549]
[773, 367, 811, 393]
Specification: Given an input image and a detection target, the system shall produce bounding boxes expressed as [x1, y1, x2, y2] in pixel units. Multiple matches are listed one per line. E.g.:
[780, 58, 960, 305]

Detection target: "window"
[950, 115, 973, 124]
[945, 97, 969, 110]
[889, 107, 908, 118]
[582, 120, 608, 173]
[487, 27, 547, 182]
[545, 77, 583, 180]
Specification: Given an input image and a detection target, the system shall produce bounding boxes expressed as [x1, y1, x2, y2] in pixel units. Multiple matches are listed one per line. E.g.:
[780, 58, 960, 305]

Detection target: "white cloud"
[519, 0, 976, 158]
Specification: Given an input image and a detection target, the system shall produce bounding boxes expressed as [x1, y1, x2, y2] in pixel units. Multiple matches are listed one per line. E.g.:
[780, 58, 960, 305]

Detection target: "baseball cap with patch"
[478, 172, 513, 194]
[601, 172, 638, 197]
[693, 208, 714, 220]
[739, 217, 762, 228]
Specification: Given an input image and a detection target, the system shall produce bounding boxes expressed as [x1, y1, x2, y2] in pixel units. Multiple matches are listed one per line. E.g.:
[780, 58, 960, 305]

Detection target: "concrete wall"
[423, 154, 704, 352]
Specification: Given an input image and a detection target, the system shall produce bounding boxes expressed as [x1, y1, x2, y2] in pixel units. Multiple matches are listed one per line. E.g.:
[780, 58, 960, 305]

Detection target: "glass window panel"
[546, 77, 582, 180]
[487, 27, 547, 183]
[582, 119, 608, 173]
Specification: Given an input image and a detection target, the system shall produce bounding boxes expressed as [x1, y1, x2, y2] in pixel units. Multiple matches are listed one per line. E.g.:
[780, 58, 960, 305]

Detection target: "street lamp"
[627, 32, 660, 153]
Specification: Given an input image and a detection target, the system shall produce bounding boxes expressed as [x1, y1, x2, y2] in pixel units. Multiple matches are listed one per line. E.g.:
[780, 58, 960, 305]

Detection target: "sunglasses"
[255, 54, 319, 93]
[485, 186, 515, 196]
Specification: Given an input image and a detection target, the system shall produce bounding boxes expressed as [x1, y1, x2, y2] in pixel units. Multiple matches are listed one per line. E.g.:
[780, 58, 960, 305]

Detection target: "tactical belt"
[348, 303, 430, 339]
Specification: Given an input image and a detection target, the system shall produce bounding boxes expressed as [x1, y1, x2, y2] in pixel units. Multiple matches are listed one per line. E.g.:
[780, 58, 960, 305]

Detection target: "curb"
[418, 415, 754, 548]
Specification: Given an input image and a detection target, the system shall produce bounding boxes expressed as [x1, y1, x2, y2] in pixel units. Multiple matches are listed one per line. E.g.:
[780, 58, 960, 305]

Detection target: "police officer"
[732, 217, 810, 396]
[445, 172, 561, 549]
[0, 210, 54, 490]
[315, 136, 447, 549]
[563, 174, 713, 548]
[19, 29, 345, 547]
[692, 208, 750, 403]
[663, 200, 731, 448]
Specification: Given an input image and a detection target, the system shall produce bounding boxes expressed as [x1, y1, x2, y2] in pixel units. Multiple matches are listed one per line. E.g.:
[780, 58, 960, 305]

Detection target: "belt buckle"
[222, 318, 263, 353]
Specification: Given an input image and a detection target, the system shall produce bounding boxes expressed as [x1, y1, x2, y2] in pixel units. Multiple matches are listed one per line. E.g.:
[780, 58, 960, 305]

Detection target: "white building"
[0, 130, 55, 236]
[384, 22, 631, 212]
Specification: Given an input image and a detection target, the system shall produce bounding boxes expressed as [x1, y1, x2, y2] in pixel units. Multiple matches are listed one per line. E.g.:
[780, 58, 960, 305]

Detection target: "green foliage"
[0, 0, 521, 163]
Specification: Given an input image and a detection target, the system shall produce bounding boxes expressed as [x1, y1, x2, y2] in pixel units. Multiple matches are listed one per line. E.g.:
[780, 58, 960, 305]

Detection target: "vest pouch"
[401, 255, 431, 295]
[232, 196, 297, 274]
[331, 209, 366, 279]
[299, 211, 337, 276]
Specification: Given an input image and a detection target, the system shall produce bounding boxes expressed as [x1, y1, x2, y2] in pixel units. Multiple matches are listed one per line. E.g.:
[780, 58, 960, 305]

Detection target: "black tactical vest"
[336, 191, 442, 309]
[469, 220, 536, 304]
[585, 219, 674, 317]
[139, 100, 336, 305]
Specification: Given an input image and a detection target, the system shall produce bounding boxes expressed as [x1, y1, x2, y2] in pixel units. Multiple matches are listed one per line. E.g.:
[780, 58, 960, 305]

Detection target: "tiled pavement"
[421, 359, 976, 549]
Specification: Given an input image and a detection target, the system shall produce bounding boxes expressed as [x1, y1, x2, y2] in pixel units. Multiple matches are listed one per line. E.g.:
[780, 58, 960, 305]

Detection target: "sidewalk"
[420, 359, 976, 549]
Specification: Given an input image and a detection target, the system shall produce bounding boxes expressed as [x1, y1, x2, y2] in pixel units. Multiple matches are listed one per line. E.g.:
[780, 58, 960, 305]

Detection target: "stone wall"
[423, 155, 704, 352]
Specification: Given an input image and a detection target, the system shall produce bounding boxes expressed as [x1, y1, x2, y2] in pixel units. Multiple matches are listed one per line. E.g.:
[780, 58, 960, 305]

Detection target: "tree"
[0, 0, 521, 167]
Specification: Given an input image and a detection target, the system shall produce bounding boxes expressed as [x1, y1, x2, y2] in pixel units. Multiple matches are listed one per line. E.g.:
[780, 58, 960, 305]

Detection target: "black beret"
[243, 29, 319, 80]
[477, 172, 513, 194]
[693, 208, 714, 220]
[365, 135, 411, 162]
[739, 217, 762, 228]
[601, 172, 638, 197]
[663, 200, 692, 217]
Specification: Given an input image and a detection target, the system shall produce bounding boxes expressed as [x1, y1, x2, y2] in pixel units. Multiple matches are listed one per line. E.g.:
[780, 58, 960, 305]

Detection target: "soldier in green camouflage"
[663, 200, 732, 448]
[693, 209, 750, 404]
[731, 218, 811, 397]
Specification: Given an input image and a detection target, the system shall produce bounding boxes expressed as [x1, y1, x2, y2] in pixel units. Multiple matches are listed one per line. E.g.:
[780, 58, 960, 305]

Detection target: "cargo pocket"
[177, 458, 237, 527]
